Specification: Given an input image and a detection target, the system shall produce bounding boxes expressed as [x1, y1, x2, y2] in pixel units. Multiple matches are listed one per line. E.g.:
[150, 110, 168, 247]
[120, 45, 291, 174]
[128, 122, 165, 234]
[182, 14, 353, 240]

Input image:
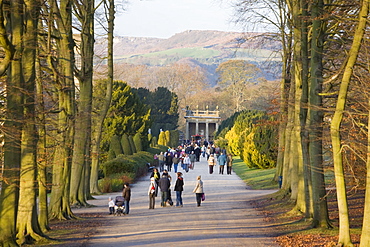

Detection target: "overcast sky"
[114, 0, 242, 39]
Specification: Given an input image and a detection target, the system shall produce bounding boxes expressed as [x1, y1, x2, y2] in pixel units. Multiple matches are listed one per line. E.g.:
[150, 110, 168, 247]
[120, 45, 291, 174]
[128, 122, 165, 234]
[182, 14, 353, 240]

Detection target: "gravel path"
[73, 156, 279, 247]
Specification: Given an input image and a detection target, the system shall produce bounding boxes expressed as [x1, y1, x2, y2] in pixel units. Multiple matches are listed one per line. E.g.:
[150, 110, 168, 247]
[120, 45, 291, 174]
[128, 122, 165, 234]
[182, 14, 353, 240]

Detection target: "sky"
[114, 0, 243, 39]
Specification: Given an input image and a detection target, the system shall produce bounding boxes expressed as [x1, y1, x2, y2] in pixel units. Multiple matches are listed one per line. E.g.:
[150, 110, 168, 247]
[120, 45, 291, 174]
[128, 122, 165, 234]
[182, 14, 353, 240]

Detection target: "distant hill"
[95, 30, 282, 81]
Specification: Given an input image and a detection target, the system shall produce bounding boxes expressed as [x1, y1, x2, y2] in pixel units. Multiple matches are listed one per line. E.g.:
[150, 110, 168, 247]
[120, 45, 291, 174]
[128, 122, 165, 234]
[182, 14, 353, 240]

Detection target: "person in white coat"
[192, 175, 204, 207]
[148, 177, 157, 209]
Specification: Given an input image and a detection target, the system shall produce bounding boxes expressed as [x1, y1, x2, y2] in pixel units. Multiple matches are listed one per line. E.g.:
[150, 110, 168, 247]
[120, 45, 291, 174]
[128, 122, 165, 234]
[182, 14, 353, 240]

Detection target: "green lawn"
[232, 156, 278, 190]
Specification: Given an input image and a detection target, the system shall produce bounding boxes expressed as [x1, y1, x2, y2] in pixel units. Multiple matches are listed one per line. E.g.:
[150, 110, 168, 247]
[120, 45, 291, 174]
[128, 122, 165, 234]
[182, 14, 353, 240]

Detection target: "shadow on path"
[72, 156, 279, 247]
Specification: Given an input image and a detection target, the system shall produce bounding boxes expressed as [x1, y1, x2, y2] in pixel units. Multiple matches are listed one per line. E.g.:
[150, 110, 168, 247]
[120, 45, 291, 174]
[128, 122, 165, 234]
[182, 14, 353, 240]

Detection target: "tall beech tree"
[90, 0, 114, 194]
[362, 97, 370, 246]
[70, 0, 95, 207]
[330, 0, 369, 246]
[0, 0, 24, 245]
[309, 0, 331, 228]
[48, 0, 76, 220]
[16, 0, 46, 244]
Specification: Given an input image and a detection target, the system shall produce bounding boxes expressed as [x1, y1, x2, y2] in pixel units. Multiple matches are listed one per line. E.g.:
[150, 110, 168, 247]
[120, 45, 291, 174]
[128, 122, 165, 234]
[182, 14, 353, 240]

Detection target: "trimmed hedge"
[98, 172, 134, 193]
[103, 151, 153, 178]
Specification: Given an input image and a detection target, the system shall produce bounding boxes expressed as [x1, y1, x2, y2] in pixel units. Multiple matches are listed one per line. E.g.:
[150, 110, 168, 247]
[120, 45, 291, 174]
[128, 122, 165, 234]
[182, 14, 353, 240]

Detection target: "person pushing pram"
[108, 196, 125, 216]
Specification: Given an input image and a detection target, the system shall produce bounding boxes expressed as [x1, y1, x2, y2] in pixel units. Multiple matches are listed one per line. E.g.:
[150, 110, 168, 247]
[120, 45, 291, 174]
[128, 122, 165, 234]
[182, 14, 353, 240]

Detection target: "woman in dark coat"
[194, 144, 201, 161]
[172, 154, 180, 173]
[174, 172, 184, 207]
[165, 152, 173, 172]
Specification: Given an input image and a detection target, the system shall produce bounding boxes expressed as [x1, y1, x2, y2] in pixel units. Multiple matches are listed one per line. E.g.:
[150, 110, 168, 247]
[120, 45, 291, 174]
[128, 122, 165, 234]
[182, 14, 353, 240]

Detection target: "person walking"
[148, 177, 157, 209]
[158, 173, 171, 207]
[227, 153, 233, 175]
[183, 154, 191, 172]
[122, 182, 131, 214]
[208, 154, 216, 174]
[194, 144, 201, 162]
[189, 151, 196, 170]
[158, 152, 165, 172]
[218, 152, 227, 175]
[165, 152, 173, 172]
[206, 146, 211, 160]
[174, 172, 184, 207]
[162, 170, 173, 206]
[193, 175, 204, 207]
[172, 154, 180, 173]
[150, 168, 160, 186]
[201, 144, 206, 158]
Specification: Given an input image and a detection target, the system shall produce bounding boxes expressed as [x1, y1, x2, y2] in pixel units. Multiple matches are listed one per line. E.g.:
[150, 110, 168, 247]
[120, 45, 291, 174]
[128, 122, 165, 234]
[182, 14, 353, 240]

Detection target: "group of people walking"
[208, 153, 233, 175]
[155, 144, 203, 173]
[109, 143, 233, 214]
[148, 168, 204, 209]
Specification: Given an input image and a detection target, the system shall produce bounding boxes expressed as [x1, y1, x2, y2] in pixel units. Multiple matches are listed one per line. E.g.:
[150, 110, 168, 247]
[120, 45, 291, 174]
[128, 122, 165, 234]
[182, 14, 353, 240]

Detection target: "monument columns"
[205, 122, 209, 141]
[195, 120, 199, 135]
[186, 121, 190, 140]
[184, 107, 220, 142]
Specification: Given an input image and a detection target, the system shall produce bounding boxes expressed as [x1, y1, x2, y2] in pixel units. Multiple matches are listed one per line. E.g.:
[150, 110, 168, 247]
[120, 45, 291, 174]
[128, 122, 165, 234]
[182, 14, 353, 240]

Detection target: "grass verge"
[232, 156, 278, 190]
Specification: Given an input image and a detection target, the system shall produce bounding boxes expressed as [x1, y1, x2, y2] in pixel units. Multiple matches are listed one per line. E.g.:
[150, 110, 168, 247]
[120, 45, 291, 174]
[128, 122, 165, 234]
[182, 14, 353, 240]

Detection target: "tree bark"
[90, 0, 114, 194]
[36, 59, 50, 232]
[330, 0, 368, 246]
[16, 0, 46, 244]
[70, 0, 95, 206]
[291, 0, 305, 211]
[49, 0, 76, 220]
[274, 0, 291, 184]
[361, 98, 370, 247]
[309, 0, 331, 229]
[300, 0, 313, 219]
[0, 1, 23, 245]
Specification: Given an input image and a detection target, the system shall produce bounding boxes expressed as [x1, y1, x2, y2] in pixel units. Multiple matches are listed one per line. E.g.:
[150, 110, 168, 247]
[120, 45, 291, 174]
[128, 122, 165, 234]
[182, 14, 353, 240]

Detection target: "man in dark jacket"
[158, 174, 171, 207]
[122, 183, 131, 214]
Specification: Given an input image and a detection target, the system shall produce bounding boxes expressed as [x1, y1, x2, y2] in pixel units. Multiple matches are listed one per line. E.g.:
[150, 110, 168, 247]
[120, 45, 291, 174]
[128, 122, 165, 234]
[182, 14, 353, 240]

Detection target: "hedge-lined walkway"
[72, 156, 279, 247]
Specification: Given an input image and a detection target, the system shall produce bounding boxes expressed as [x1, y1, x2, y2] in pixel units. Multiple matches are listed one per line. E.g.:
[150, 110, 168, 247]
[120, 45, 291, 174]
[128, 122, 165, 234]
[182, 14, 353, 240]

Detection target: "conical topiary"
[110, 135, 123, 157]
[165, 130, 170, 146]
[151, 136, 158, 147]
[134, 132, 143, 152]
[121, 133, 133, 155]
[128, 135, 137, 153]
[158, 131, 166, 146]
[169, 130, 179, 147]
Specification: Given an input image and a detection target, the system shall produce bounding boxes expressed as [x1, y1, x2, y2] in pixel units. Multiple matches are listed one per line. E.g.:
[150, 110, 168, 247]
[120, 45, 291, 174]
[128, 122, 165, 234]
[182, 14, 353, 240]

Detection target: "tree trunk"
[16, 0, 46, 244]
[309, 0, 331, 229]
[90, 0, 114, 194]
[70, 0, 95, 206]
[49, 0, 76, 220]
[331, 0, 368, 245]
[36, 61, 50, 232]
[0, 1, 23, 245]
[291, 8, 305, 210]
[300, 0, 313, 219]
[272, 0, 292, 184]
[281, 81, 294, 191]
[0, 0, 14, 76]
[361, 101, 370, 247]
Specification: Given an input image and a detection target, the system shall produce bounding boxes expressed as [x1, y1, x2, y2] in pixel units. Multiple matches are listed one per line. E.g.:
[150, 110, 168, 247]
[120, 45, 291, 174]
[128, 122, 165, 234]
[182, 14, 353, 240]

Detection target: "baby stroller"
[114, 196, 125, 216]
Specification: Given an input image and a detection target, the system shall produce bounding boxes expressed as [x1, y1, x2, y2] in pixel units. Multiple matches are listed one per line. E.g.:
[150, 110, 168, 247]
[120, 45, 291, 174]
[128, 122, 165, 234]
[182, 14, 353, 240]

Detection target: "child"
[108, 197, 115, 215]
